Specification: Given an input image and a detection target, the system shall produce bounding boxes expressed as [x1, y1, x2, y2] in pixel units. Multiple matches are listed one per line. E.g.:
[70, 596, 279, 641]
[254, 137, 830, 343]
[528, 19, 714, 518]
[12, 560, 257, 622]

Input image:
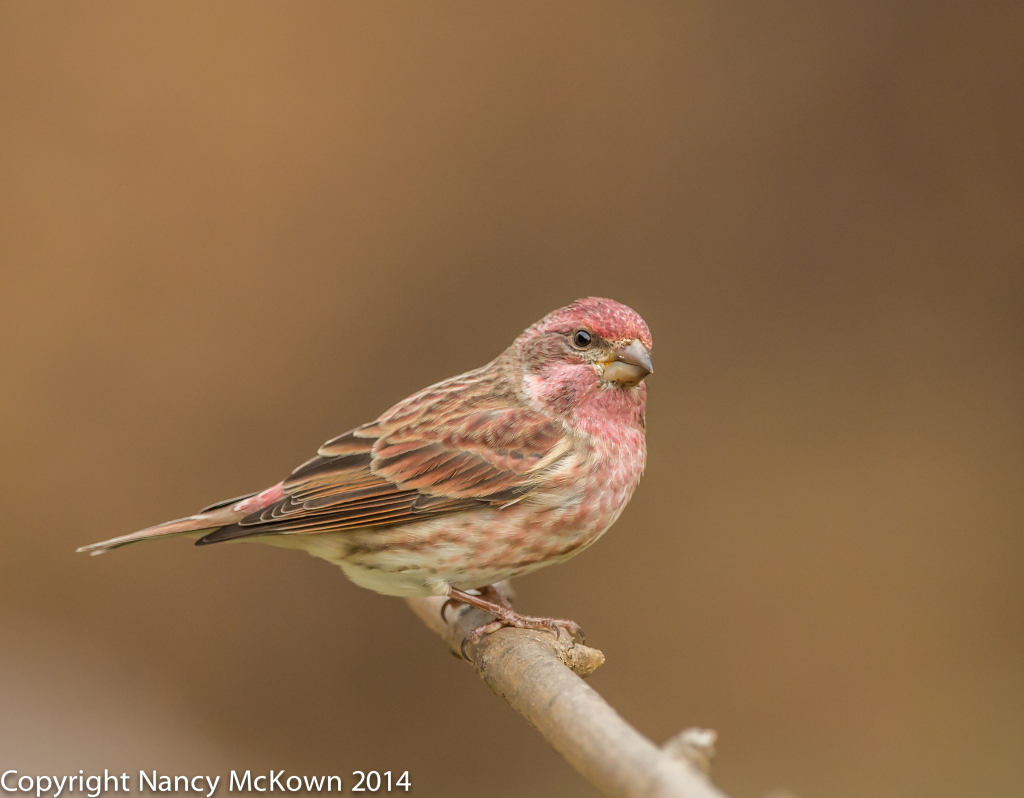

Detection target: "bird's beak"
[601, 339, 654, 386]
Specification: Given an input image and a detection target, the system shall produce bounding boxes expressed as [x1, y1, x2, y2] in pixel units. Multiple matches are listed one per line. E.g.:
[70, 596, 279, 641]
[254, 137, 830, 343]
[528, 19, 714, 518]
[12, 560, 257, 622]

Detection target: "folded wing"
[197, 378, 571, 544]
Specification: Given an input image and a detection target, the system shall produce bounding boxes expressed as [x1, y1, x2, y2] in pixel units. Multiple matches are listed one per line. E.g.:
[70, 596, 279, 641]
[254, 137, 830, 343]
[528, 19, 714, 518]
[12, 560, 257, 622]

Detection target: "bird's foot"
[445, 586, 584, 660]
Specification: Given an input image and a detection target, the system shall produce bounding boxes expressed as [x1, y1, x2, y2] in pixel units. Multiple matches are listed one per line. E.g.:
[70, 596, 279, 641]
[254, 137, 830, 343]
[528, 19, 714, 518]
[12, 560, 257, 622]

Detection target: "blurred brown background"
[1, 3, 1021, 797]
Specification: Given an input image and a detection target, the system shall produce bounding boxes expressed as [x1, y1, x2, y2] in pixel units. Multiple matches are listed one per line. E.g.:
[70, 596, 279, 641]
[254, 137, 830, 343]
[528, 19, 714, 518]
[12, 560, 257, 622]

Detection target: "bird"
[79, 297, 653, 653]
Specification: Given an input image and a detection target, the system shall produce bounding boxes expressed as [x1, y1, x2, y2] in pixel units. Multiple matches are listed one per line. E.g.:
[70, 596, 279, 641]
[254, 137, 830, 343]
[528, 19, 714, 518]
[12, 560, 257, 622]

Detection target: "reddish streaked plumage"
[79, 298, 653, 608]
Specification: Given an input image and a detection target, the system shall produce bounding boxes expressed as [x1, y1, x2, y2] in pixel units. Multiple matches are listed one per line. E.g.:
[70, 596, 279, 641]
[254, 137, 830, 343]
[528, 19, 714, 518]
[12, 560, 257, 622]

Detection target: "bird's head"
[511, 297, 653, 428]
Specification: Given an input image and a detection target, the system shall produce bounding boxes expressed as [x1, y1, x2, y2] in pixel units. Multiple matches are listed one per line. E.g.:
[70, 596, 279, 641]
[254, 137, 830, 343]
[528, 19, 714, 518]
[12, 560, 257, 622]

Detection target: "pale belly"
[262, 499, 624, 597]
[261, 425, 645, 597]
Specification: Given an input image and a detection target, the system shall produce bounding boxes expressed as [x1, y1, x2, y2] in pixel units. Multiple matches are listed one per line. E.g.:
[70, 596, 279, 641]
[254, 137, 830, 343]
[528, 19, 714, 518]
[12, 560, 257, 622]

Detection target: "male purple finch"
[80, 297, 653, 651]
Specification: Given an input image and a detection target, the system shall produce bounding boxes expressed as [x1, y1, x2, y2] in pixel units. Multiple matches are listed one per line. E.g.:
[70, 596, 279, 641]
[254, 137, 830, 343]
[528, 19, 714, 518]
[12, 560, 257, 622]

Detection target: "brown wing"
[197, 369, 571, 544]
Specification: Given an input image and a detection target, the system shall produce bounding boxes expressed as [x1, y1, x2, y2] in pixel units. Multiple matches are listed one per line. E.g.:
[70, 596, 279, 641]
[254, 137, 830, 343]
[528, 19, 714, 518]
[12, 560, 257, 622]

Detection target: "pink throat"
[525, 363, 646, 436]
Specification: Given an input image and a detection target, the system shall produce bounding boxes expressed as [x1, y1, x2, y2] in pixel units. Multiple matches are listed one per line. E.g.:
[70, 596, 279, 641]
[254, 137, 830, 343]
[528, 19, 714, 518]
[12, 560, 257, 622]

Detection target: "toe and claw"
[440, 585, 585, 661]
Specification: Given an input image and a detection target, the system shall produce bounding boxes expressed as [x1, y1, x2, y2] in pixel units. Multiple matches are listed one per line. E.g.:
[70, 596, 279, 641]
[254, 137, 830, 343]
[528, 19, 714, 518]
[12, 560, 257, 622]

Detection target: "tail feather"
[77, 513, 226, 556]
[78, 483, 284, 556]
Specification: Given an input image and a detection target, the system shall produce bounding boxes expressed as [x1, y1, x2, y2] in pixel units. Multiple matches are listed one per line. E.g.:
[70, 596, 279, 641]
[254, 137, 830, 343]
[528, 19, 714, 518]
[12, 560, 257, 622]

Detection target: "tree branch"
[405, 588, 731, 798]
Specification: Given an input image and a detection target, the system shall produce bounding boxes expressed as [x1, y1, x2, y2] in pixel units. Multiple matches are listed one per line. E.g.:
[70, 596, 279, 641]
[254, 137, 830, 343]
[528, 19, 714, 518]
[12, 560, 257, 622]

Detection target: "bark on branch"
[405, 588, 731, 798]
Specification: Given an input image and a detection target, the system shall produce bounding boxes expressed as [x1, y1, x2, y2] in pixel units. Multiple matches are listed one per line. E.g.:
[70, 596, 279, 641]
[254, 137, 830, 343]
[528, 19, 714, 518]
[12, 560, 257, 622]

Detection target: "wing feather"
[197, 367, 573, 546]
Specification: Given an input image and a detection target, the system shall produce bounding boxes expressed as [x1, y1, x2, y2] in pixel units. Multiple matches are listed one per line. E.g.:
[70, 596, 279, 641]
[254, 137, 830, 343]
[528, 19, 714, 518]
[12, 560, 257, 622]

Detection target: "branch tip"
[663, 727, 718, 775]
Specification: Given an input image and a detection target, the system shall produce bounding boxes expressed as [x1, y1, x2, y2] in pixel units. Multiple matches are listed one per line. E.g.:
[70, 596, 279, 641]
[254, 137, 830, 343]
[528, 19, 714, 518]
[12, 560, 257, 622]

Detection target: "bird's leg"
[440, 582, 513, 622]
[475, 583, 514, 610]
[446, 586, 585, 660]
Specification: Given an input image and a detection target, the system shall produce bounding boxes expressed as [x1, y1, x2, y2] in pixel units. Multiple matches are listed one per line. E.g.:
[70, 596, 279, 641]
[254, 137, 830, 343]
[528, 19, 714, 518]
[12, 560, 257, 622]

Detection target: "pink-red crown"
[529, 297, 652, 349]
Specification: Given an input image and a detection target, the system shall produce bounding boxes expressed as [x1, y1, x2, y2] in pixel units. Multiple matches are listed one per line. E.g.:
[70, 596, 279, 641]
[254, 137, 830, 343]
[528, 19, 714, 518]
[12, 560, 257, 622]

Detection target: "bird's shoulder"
[318, 361, 576, 491]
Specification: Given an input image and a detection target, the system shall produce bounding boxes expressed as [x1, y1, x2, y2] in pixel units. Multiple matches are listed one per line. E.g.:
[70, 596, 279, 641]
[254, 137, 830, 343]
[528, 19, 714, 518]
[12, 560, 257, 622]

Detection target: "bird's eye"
[572, 330, 593, 348]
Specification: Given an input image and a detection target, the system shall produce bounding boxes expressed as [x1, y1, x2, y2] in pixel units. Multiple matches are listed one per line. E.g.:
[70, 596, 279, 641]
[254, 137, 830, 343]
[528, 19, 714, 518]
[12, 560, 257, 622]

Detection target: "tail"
[76, 490, 262, 556]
